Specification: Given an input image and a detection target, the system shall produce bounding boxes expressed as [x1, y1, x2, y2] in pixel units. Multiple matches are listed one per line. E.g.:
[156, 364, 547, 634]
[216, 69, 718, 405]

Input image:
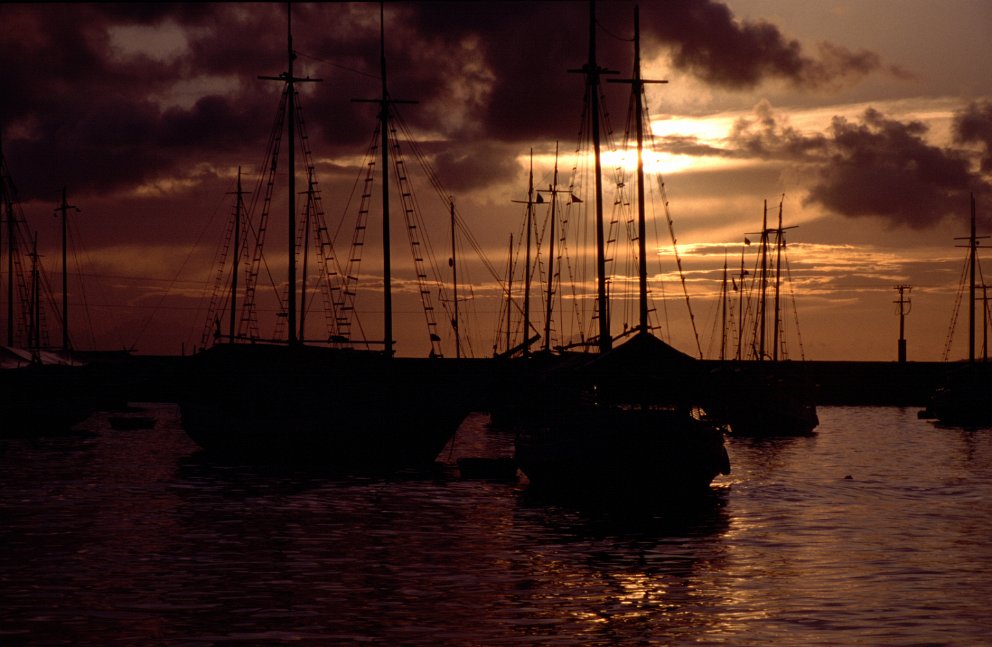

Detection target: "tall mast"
[286, 8, 297, 344]
[737, 239, 748, 360]
[2, 139, 14, 346]
[758, 200, 768, 360]
[542, 144, 561, 352]
[610, 6, 667, 335]
[511, 151, 540, 356]
[633, 9, 649, 335]
[721, 254, 728, 361]
[29, 233, 39, 350]
[299, 170, 314, 342]
[506, 233, 513, 354]
[772, 197, 783, 361]
[258, 3, 320, 345]
[984, 283, 989, 362]
[524, 152, 534, 356]
[450, 197, 460, 358]
[5, 175, 12, 346]
[55, 186, 79, 351]
[229, 167, 244, 341]
[571, 0, 617, 354]
[378, 7, 392, 357]
[355, 4, 415, 357]
[954, 194, 986, 363]
[970, 193, 977, 363]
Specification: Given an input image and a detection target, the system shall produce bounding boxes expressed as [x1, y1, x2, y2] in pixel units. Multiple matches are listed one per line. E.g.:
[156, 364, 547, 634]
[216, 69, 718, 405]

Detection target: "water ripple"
[1, 406, 991, 644]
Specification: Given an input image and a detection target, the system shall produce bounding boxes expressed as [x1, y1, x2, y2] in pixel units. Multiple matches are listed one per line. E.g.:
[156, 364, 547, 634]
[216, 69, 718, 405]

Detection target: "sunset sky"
[3, 1, 992, 360]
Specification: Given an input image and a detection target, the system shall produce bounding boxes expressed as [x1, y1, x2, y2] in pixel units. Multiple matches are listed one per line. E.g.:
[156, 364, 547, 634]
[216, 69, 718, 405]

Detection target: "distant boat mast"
[956, 193, 988, 363]
[55, 187, 80, 351]
[2, 140, 15, 346]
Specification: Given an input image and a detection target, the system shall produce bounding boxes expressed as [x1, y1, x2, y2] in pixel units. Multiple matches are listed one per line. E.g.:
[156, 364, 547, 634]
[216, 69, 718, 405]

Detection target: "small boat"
[924, 366, 992, 427]
[1, 153, 97, 435]
[706, 199, 819, 437]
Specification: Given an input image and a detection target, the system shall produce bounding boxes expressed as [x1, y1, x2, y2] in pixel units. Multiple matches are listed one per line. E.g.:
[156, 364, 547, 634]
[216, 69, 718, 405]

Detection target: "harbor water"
[1, 405, 991, 645]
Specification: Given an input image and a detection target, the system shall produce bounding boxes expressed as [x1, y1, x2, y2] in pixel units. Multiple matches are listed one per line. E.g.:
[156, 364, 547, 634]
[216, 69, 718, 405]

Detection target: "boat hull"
[1, 364, 106, 436]
[515, 406, 730, 497]
[178, 344, 473, 469]
[706, 365, 819, 437]
[926, 376, 992, 427]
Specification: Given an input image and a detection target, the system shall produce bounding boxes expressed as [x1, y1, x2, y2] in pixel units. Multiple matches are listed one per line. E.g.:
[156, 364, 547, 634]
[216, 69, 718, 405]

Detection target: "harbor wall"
[102, 355, 964, 408]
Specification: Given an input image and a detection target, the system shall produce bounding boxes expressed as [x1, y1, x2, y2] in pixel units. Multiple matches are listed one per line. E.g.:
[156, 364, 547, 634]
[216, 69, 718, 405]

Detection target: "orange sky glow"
[2, 1, 991, 361]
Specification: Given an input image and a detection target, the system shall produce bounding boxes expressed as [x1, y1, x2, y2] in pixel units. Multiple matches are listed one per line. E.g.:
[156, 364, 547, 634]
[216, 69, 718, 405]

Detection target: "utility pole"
[894, 284, 911, 363]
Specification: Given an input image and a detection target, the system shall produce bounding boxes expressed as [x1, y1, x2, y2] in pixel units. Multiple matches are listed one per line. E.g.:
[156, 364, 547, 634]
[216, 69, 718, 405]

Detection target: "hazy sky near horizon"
[2, 1, 992, 360]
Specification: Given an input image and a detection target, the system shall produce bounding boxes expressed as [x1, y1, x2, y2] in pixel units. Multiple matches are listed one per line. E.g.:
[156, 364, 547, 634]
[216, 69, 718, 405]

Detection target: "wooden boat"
[178, 6, 473, 468]
[514, 5, 730, 497]
[516, 333, 730, 496]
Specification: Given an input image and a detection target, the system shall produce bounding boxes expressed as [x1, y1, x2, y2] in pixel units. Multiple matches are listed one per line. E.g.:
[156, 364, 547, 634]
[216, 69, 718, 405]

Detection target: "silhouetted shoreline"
[72, 353, 958, 409]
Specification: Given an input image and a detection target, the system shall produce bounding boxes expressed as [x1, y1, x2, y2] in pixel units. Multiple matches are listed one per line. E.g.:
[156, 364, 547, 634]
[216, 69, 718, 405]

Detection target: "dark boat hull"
[706, 365, 819, 437]
[515, 406, 730, 497]
[1, 364, 105, 436]
[720, 397, 819, 437]
[178, 344, 473, 469]
[926, 376, 992, 427]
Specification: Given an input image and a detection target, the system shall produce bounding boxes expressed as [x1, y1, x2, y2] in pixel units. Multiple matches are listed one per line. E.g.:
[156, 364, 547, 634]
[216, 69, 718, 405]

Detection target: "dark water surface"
[2, 406, 991, 645]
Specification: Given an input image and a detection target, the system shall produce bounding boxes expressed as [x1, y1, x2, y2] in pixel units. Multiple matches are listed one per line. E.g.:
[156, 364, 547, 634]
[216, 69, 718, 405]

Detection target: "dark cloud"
[716, 102, 988, 228]
[727, 100, 829, 159]
[430, 141, 519, 193]
[954, 100, 992, 174]
[806, 109, 981, 228]
[639, 2, 886, 90]
[0, 2, 897, 206]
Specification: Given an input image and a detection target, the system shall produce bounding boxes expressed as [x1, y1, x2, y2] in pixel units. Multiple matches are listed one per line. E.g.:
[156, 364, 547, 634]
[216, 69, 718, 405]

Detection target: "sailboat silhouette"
[178, 5, 475, 468]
